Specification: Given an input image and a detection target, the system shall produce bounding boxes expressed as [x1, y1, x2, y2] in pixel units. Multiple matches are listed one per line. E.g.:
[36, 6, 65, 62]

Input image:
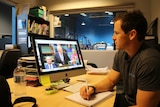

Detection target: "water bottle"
[13, 59, 27, 98]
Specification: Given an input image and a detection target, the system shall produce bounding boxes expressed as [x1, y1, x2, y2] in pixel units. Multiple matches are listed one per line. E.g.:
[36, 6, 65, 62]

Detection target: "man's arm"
[94, 69, 121, 92]
[130, 89, 160, 107]
[80, 69, 121, 99]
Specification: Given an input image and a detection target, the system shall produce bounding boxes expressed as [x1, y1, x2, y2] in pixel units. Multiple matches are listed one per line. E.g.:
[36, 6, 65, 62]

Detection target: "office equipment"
[87, 62, 98, 68]
[0, 38, 12, 50]
[32, 37, 86, 86]
[0, 49, 21, 79]
[12, 96, 37, 107]
[66, 91, 113, 107]
[53, 82, 70, 89]
[7, 74, 115, 107]
[17, 56, 40, 87]
[63, 82, 87, 93]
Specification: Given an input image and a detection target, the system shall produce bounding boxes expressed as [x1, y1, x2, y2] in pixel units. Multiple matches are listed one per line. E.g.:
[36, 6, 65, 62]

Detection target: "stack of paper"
[85, 65, 109, 74]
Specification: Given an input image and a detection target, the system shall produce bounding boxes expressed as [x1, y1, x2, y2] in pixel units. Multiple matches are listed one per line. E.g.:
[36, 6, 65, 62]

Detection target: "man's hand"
[80, 86, 95, 100]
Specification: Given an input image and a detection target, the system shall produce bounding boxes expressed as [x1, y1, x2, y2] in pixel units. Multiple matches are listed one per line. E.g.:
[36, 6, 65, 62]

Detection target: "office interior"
[0, 0, 160, 51]
[0, 0, 160, 106]
[54, 12, 115, 50]
[0, 0, 159, 87]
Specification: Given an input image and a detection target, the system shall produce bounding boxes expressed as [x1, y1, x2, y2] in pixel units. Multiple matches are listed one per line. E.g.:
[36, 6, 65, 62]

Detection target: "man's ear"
[129, 29, 137, 40]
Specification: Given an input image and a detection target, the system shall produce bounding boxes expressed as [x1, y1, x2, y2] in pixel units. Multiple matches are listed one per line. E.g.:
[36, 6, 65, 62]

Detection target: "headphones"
[12, 96, 37, 107]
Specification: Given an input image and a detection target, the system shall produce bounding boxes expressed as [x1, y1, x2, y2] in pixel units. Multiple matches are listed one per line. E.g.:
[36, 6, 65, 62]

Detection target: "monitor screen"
[32, 37, 86, 83]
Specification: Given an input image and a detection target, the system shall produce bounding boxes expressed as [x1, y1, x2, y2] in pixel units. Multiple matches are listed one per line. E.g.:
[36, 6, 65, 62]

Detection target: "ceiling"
[83, 12, 113, 18]
[60, 11, 115, 19]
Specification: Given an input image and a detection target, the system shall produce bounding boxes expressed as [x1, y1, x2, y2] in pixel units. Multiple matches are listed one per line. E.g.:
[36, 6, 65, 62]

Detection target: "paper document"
[86, 65, 109, 74]
[66, 91, 113, 107]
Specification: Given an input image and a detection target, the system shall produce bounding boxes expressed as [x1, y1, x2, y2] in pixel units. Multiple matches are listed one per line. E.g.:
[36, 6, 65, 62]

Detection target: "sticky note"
[40, 75, 51, 86]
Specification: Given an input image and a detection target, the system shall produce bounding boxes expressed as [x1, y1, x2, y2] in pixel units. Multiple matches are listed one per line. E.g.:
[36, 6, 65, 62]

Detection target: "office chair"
[93, 42, 107, 50]
[0, 75, 12, 106]
[87, 62, 98, 68]
[0, 49, 21, 79]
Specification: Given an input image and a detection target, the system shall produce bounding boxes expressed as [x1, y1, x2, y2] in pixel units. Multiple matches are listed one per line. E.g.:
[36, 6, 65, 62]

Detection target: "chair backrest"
[93, 42, 107, 50]
[0, 49, 21, 79]
[0, 75, 12, 107]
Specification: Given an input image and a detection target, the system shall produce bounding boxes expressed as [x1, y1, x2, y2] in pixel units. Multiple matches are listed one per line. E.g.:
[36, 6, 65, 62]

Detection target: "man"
[80, 10, 160, 107]
[44, 56, 56, 69]
[54, 45, 70, 67]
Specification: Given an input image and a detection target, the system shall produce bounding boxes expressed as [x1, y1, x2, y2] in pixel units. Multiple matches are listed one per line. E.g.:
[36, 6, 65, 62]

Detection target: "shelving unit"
[17, 14, 50, 55]
[145, 17, 158, 47]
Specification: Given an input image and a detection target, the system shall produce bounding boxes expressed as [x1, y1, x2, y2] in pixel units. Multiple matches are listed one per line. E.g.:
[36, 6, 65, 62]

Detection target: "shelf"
[17, 14, 50, 54]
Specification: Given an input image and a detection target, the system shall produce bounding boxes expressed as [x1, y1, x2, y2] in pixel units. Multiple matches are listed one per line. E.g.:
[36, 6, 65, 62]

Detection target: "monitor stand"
[63, 78, 70, 83]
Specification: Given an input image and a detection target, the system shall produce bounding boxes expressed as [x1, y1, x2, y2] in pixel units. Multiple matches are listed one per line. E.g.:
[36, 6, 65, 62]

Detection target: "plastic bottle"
[13, 59, 27, 98]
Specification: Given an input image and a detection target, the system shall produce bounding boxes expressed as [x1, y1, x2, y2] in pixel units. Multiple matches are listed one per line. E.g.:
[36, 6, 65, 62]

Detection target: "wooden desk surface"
[8, 74, 115, 107]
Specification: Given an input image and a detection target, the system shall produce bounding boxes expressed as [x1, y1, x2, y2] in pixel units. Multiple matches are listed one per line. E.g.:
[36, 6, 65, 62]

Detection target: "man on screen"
[54, 45, 70, 67]
[44, 56, 57, 69]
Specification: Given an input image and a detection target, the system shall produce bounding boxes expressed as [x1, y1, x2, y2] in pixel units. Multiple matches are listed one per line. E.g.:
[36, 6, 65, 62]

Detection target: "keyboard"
[53, 83, 70, 90]
[63, 82, 86, 93]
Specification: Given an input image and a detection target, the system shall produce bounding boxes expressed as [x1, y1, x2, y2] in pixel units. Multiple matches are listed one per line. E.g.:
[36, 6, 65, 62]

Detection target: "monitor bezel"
[31, 36, 86, 82]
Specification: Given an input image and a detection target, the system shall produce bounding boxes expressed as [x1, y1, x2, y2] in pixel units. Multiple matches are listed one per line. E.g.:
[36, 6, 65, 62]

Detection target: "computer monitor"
[32, 37, 86, 84]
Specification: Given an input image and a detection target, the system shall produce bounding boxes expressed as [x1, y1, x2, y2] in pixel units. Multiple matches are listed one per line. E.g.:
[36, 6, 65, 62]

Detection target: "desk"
[7, 74, 115, 107]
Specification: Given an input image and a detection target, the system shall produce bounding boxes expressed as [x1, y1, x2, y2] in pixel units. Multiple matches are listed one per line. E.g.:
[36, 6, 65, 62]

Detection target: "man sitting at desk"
[44, 56, 57, 69]
[54, 45, 70, 67]
[80, 10, 160, 107]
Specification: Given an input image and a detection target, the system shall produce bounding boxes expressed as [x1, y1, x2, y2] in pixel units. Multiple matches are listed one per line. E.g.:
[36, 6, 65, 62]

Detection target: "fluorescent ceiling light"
[110, 20, 114, 24]
[105, 11, 113, 15]
[64, 14, 69, 16]
[80, 13, 87, 17]
[81, 22, 86, 26]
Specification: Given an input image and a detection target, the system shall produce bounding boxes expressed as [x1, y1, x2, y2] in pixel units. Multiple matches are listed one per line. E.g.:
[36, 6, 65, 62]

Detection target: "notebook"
[66, 91, 113, 107]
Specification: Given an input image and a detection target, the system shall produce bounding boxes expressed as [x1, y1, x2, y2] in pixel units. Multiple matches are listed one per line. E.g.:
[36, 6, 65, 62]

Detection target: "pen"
[86, 80, 89, 94]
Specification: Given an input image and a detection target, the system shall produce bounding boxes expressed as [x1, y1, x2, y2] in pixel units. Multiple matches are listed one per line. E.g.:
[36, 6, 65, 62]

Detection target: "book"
[65, 91, 113, 107]
[30, 20, 35, 33]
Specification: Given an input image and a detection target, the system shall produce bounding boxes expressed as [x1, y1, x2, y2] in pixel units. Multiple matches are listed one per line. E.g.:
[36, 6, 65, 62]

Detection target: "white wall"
[81, 50, 117, 68]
